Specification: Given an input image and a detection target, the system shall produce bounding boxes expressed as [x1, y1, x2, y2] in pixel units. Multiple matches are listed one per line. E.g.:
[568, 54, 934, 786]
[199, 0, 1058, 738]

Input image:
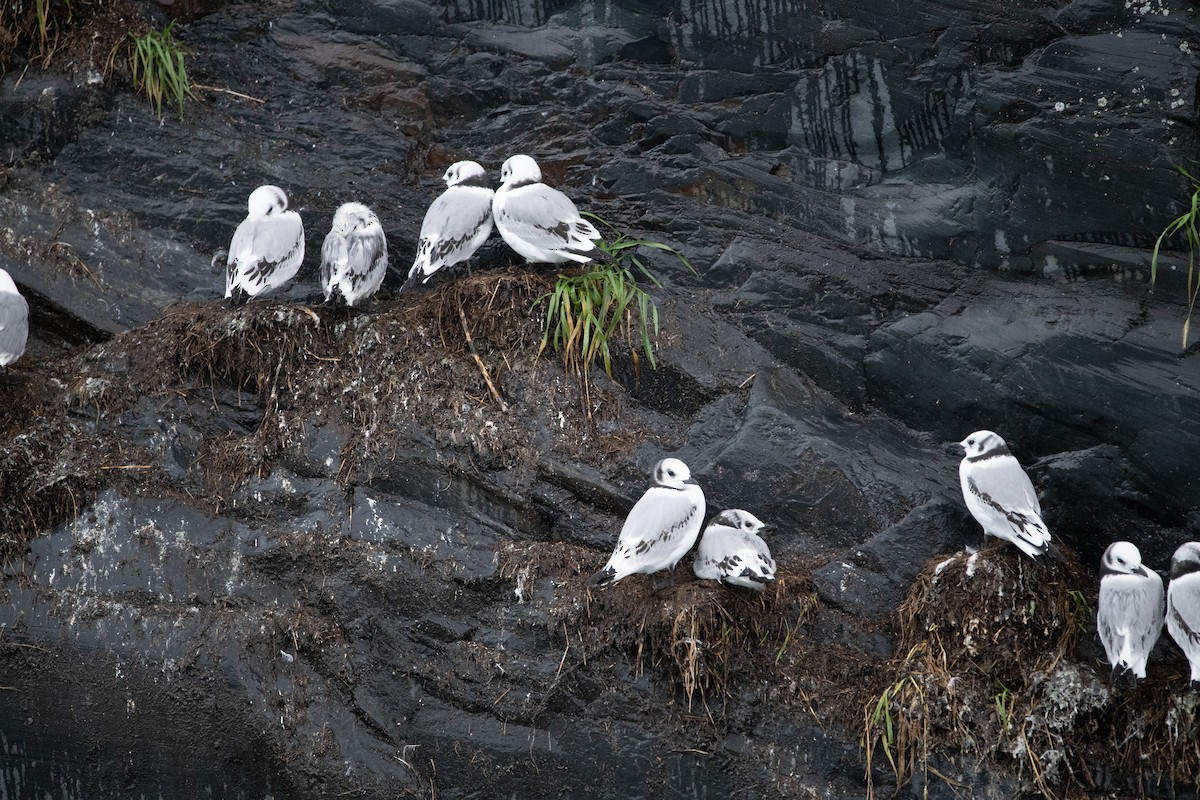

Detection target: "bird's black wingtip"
[588, 566, 616, 587]
[226, 288, 249, 308]
[1042, 542, 1067, 565]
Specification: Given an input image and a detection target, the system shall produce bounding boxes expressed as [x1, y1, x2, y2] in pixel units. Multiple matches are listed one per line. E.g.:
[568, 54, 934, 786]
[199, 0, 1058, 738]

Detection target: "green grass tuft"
[536, 214, 692, 399]
[1150, 163, 1200, 349]
[1066, 589, 1094, 634]
[36, 0, 71, 52]
[129, 21, 191, 119]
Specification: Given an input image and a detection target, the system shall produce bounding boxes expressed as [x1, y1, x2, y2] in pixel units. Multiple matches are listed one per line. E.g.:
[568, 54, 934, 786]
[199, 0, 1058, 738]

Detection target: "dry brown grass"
[496, 540, 818, 714]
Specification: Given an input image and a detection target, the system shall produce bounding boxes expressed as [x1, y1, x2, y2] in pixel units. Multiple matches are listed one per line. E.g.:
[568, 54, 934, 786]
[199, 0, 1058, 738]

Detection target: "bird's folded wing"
[252, 215, 304, 267]
[1171, 580, 1200, 647]
[320, 232, 347, 287]
[616, 487, 701, 560]
[498, 185, 597, 251]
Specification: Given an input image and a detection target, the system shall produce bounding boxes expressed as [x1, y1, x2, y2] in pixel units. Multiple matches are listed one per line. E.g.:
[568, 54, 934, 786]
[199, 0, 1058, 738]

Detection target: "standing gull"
[0, 268, 28, 368]
[225, 185, 305, 307]
[406, 160, 494, 288]
[956, 430, 1062, 561]
[492, 154, 603, 264]
[1166, 541, 1200, 686]
[589, 458, 706, 586]
[1097, 541, 1164, 682]
[693, 509, 777, 591]
[320, 202, 388, 307]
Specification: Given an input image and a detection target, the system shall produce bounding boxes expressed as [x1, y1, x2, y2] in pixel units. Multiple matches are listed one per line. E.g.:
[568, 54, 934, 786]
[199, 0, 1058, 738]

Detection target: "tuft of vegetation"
[35, 0, 71, 55]
[128, 21, 191, 118]
[537, 214, 692, 406]
[0, 2, 196, 120]
[863, 674, 927, 796]
[496, 540, 817, 714]
[1150, 163, 1200, 348]
[1, 0, 77, 69]
[860, 544, 1200, 800]
[1066, 588, 1093, 634]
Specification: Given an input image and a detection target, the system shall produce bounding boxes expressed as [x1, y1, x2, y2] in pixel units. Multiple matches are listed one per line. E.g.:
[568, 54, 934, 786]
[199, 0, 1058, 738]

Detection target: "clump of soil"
[861, 542, 1200, 799]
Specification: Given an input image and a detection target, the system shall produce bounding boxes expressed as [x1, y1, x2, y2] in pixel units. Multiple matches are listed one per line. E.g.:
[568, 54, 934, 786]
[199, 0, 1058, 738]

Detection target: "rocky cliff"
[0, 0, 1198, 798]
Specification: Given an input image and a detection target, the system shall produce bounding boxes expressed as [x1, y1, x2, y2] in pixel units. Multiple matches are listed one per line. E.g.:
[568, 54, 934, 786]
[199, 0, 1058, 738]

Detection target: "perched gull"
[956, 430, 1062, 561]
[693, 509, 777, 591]
[0, 269, 28, 367]
[492, 154, 603, 264]
[589, 458, 706, 586]
[225, 185, 305, 307]
[1166, 542, 1200, 685]
[406, 161, 494, 288]
[320, 202, 388, 307]
[1097, 541, 1164, 682]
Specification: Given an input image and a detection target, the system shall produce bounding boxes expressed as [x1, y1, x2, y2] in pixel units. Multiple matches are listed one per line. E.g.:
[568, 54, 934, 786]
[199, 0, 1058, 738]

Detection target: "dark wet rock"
[864, 276, 1200, 524]
[812, 499, 969, 616]
[1, 0, 1199, 798]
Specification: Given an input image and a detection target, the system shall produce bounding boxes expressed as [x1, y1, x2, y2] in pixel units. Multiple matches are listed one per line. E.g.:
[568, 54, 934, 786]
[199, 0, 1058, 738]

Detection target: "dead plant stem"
[457, 299, 508, 411]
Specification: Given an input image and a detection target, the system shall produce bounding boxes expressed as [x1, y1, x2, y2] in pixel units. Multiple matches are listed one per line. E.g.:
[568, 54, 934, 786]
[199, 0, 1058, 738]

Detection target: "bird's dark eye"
[967, 438, 975, 446]
[667, 470, 676, 477]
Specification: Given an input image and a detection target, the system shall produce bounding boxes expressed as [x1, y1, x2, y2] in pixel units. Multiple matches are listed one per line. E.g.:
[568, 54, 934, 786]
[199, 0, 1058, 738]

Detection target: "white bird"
[406, 161, 494, 288]
[225, 185, 305, 307]
[1166, 541, 1200, 685]
[957, 430, 1062, 561]
[693, 509, 777, 591]
[0, 268, 29, 367]
[1097, 540, 1164, 681]
[320, 202, 388, 307]
[492, 154, 603, 264]
[590, 458, 706, 586]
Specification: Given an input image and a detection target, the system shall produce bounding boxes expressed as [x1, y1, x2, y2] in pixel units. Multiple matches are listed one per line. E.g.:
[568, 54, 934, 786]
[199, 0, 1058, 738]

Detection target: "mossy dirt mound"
[862, 542, 1200, 799]
[0, 271, 667, 565]
[496, 539, 822, 717]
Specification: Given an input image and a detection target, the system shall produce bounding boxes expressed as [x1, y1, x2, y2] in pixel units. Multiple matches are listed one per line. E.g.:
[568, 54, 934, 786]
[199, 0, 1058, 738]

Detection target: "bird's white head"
[1102, 541, 1149, 577]
[959, 430, 1006, 459]
[332, 202, 375, 234]
[1171, 542, 1200, 579]
[248, 185, 289, 216]
[652, 457, 695, 490]
[711, 509, 769, 535]
[443, 160, 488, 188]
[500, 154, 541, 185]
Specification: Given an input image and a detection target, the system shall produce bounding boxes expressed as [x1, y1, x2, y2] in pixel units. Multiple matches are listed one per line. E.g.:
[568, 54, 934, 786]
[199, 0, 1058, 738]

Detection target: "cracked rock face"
[0, 0, 1198, 798]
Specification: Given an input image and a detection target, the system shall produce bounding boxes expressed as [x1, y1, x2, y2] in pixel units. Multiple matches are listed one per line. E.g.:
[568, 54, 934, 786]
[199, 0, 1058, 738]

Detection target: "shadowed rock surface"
[1, 0, 1198, 798]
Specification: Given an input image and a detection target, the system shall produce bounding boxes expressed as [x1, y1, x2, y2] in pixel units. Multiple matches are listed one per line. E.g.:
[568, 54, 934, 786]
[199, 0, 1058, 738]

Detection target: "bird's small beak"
[943, 440, 965, 456]
[684, 477, 699, 486]
[758, 524, 775, 533]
